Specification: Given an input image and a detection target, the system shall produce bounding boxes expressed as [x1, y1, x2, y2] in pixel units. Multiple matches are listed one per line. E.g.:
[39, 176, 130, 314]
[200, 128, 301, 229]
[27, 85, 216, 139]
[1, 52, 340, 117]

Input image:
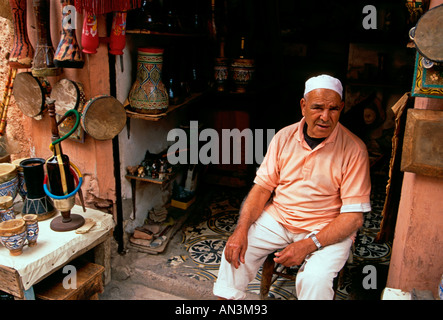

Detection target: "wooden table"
[0, 205, 114, 299]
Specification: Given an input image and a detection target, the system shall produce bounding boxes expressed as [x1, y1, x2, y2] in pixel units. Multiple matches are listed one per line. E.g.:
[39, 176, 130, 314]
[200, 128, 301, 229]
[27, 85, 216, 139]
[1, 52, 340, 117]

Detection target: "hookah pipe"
[44, 98, 86, 231]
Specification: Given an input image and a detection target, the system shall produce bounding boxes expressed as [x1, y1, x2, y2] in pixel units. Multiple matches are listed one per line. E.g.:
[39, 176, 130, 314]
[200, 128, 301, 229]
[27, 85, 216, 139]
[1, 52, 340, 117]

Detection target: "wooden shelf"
[126, 29, 206, 38]
[125, 174, 168, 185]
[125, 92, 204, 121]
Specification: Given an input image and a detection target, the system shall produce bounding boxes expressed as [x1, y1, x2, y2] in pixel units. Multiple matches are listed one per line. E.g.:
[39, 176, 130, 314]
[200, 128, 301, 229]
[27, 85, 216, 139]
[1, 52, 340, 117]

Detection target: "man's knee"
[296, 270, 336, 300]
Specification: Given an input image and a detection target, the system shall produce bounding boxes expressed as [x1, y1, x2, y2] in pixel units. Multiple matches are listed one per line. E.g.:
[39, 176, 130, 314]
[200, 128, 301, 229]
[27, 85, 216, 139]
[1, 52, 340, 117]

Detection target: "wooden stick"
[0, 68, 17, 135]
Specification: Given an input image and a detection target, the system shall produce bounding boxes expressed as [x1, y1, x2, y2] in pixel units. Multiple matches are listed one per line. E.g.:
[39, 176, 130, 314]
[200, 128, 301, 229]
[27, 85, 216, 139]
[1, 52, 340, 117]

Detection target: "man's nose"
[320, 109, 330, 121]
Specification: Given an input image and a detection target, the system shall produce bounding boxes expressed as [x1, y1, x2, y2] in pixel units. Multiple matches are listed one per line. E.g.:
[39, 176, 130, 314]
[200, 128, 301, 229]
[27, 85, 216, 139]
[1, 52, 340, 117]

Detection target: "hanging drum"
[50, 79, 86, 142]
[12, 72, 51, 118]
[54, 0, 84, 68]
[31, 0, 61, 76]
[8, 0, 34, 69]
[409, 4, 443, 68]
[81, 95, 126, 140]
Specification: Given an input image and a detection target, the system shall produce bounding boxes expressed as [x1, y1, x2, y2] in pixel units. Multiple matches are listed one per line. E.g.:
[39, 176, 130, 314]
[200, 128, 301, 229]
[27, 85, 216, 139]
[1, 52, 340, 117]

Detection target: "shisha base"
[50, 212, 85, 232]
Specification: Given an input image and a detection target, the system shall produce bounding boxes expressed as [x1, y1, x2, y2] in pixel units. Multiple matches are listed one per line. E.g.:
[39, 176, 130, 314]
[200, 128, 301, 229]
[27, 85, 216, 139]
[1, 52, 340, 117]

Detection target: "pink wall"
[386, 0, 443, 297]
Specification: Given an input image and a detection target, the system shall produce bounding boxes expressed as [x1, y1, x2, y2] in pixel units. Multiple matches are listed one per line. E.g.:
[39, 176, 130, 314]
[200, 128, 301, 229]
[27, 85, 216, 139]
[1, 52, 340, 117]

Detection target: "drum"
[81, 95, 126, 140]
[50, 79, 86, 142]
[12, 72, 51, 118]
[410, 4, 443, 67]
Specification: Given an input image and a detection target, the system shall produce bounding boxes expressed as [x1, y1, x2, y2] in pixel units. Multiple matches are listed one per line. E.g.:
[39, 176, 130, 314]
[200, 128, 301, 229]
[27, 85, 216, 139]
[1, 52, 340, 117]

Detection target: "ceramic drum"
[12, 72, 51, 118]
[81, 95, 127, 140]
[50, 79, 86, 142]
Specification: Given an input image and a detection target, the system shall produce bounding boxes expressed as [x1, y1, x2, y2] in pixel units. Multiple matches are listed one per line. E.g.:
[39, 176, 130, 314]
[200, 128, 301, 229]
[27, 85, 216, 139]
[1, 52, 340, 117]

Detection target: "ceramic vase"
[109, 11, 127, 55]
[20, 158, 56, 221]
[23, 214, 38, 247]
[0, 196, 15, 221]
[12, 158, 27, 200]
[128, 48, 169, 114]
[54, 0, 84, 68]
[214, 57, 229, 92]
[0, 219, 27, 256]
[8, 0, 34, 68]
[230, 58, 255, 93]
[81, 12, 99, 54]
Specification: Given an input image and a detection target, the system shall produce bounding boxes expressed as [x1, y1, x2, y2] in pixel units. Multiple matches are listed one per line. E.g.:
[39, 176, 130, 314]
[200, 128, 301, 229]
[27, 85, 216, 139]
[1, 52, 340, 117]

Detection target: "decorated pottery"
[12, 158, 27, 199]
[230, 58, 255, 93]
[109, 11, 127, 55]
[128, 48, 169, 114]
[0, 163, 18, 200]
[54, 0, 84, 68]
[23, 214, 38, 247]
[8, 0, 34, 68]
[0, 219, 27, 256]
[0, 196, 15, 221]
[81, 12, 99, 54]
[20, 158, 55, 221]
[214, 57, 229, 92]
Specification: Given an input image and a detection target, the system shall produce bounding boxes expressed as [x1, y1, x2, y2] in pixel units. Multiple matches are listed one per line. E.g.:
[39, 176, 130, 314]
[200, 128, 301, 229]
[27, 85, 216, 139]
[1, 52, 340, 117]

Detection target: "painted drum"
[81, 95, 126, 140]
[50, 79, 86, 142]
[12, 72, 51, 118]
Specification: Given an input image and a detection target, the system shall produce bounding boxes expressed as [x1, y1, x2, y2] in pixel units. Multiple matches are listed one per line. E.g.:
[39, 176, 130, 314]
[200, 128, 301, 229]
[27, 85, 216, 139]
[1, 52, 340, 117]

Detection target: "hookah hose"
[44, 109, 83, 200]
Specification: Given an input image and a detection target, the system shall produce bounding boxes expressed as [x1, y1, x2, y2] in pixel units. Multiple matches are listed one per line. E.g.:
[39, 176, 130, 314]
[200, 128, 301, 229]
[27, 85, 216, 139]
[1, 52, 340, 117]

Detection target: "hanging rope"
[0, 68, 17, 136]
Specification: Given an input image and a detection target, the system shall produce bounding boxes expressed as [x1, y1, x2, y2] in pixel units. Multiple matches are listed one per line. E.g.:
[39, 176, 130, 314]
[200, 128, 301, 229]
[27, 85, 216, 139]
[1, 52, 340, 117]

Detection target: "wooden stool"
[34, 261, 104, 300]
[259, 252, 344, 300]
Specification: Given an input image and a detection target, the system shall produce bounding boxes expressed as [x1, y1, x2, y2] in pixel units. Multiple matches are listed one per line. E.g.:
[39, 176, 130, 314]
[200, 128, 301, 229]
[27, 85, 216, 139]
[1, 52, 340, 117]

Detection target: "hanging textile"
[74, 0, 142, 15]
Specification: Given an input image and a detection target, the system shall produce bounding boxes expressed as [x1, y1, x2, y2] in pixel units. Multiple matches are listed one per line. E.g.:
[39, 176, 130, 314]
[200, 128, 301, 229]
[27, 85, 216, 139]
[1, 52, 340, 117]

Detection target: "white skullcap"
[304, 74, 343, 99]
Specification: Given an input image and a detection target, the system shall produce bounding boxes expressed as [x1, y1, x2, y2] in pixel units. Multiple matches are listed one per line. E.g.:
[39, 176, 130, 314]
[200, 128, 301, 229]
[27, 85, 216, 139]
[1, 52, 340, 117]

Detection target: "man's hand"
[223, 228, 248, 269]
[273, 239, 316, 267]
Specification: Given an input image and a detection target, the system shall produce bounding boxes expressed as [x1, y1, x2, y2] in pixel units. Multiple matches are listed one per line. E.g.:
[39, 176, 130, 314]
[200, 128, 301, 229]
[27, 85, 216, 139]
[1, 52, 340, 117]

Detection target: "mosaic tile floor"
[169, 174, 392, 300]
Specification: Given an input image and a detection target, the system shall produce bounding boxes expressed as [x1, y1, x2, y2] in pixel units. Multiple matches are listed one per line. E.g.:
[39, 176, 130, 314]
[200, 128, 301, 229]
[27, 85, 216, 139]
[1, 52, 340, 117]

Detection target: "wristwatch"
[309, 234, 323, 250]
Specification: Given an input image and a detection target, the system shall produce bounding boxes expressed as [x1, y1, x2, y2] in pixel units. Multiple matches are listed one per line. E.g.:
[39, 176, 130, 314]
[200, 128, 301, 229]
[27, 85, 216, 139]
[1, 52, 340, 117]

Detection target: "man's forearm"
[314, 211, 363, 249]
[235, 184, 272, 232]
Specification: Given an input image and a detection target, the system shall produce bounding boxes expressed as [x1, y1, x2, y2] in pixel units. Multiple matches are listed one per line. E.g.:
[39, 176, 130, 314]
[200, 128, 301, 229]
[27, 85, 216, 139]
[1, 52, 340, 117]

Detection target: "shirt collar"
[297, 117, 340, 148]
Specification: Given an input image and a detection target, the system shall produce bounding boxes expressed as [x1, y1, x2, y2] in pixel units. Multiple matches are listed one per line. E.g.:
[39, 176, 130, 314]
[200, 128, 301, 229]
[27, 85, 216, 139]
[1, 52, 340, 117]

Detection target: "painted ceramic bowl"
[0, 219, 27, 256]
[0, 163, 17, 184]
[0, 175, 18, 200]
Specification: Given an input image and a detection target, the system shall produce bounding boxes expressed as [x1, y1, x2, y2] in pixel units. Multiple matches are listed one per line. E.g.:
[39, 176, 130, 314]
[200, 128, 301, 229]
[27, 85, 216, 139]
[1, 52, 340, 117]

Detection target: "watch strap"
[309, 234, 322, 250]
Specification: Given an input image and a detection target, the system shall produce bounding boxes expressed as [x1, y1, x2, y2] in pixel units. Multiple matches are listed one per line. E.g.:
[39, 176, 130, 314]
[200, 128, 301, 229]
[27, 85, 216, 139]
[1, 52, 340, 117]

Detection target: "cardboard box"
[171, 196, 196, 210]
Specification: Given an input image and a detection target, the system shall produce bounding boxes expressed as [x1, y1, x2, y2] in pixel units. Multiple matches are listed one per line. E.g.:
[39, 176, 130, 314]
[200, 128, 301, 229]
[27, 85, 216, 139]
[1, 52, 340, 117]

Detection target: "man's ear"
[300, 98, 306, 116]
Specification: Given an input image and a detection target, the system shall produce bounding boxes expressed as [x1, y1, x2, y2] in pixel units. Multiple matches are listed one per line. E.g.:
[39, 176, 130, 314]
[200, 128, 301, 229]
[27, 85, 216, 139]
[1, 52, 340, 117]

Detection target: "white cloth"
[304, 74, 343, 99]
[213, 211, 352, 300]
[0, 205, 115, 290]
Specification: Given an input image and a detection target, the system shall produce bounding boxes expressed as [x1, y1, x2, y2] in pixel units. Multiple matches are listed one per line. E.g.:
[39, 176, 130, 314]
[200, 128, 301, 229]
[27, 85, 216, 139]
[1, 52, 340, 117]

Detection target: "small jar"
[0, 196, 15, 222]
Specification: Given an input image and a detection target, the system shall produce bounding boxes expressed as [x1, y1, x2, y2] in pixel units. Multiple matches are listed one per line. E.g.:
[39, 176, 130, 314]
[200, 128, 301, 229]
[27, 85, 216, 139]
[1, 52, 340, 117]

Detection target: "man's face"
[300, 88, 344, 139]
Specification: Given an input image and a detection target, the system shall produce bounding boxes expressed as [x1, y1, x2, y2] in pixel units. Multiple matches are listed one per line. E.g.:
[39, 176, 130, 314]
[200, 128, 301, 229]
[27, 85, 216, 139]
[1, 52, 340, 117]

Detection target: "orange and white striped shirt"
[254, 118, 371, 233]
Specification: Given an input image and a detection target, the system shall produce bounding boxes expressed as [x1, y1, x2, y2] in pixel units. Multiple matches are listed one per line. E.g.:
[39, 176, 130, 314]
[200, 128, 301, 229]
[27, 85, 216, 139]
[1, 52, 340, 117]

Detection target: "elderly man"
[213, 75, 371, 300]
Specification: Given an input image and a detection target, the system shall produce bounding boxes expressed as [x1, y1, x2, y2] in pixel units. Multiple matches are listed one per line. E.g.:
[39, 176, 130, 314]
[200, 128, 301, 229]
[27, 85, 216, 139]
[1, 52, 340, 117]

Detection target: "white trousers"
[213, 211, 352, 300]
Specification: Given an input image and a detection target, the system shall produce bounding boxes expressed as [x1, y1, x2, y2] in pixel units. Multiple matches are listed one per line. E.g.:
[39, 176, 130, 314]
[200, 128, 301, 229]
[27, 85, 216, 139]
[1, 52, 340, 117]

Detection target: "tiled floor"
[167, 173, 392, 300]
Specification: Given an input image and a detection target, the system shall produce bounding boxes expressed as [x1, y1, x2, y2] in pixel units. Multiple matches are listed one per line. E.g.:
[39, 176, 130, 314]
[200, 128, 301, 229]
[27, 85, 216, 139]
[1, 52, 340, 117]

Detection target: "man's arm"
[224, 184, 272, 268]
[274, 211, 363, 267]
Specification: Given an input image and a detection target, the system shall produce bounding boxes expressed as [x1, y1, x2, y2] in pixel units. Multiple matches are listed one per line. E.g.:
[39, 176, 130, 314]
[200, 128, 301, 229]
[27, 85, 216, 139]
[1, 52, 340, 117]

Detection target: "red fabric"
[74, 0, 142, 15]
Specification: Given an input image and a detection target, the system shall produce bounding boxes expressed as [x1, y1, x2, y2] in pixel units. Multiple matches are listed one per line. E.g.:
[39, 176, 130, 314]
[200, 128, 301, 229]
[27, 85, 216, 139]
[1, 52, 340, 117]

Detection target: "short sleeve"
[340, 148, 372, 213]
